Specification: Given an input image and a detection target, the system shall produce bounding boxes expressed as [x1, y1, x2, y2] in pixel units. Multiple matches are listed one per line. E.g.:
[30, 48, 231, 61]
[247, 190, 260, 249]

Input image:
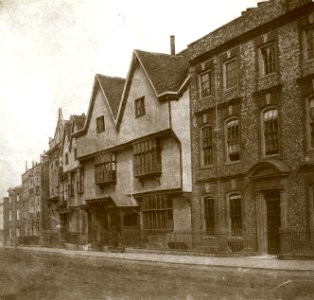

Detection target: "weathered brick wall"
[189, 0, 314, 247]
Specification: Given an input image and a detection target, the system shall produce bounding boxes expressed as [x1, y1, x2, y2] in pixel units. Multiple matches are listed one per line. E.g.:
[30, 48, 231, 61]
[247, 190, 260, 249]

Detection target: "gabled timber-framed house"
[58, 113, 87, 245]
[188, 0, 314, 257]
[75, 46, 192, 250]
[46, 108, 69, 237]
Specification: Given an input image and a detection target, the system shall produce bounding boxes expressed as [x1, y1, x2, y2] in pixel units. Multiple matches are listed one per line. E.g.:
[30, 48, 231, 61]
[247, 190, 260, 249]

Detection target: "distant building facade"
[188, 0, 314, 256]
[4, 187, 22, 246]
[20, 156, 49, 245]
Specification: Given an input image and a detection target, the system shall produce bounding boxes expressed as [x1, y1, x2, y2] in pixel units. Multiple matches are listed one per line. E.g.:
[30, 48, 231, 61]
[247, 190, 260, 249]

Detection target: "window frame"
[200, 70, 211, 98]
[258, 42, 277, 76]
[261, 106, 280, 157]
[141, 194, 173, 231]
[304, 25, 314, 61]
[95, 151, 116, 185]
[96, 115, 105, 133]
[223, 58, 238, 90]
[133, 138, 161, 178]
[203, 195, 215, 235]
[200, 125, 213, 166]
[77, 167, 84, 194]
[229, 193, 243, 237]
[135, 96, 145, 118]
[225, 118, 240, 163]
[306, 95, 314, 151]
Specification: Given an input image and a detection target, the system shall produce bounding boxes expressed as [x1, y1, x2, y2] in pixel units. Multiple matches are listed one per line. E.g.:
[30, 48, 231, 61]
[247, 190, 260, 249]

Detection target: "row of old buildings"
[2, 0, 314, 258]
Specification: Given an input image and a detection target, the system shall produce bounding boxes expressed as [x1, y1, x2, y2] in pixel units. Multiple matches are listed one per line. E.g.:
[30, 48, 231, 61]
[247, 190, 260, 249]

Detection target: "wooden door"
[266, 200, 280, 254]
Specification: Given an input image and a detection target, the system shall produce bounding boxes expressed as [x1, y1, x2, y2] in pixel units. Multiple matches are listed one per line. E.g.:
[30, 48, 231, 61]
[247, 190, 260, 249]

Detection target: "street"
[0, 248, 314, 299]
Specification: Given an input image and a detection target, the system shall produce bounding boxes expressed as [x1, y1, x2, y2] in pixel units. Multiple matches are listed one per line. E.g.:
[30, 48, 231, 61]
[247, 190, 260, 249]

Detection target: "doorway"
[264, 191, 281, 254]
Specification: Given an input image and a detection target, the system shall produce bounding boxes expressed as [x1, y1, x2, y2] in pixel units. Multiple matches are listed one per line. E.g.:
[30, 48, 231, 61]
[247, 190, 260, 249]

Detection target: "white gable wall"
[118, 65, 170, 144]
[76, 89, 118, 158]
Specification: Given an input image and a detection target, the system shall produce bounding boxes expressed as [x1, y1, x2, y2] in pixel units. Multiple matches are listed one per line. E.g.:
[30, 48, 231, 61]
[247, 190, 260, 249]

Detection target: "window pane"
[225, 60, 237, 89]
[261, 44, 276, 75]
[133, 138, 161, 176]
[229, 194, 242, 236]
[227, 119, 240, 161]
[201, 126, 213, 165]
[200, 72, 211, 97]
[141, 195, 173, 230]
[263, 109, 279, 155]
[204, 196, 215, 234]
[306, 27, 314, 60]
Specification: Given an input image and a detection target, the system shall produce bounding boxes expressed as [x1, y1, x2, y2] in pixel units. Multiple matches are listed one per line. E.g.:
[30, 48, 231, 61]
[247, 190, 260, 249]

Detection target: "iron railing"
[16, 228, 314, 258]
[279, 230, 314, 258]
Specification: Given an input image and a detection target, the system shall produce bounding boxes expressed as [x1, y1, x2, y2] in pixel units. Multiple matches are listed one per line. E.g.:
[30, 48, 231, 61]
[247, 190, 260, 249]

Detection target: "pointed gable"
[73, 114, 86, 132]
[97, 75, 125, 118]
[64, 121, 72, 142]
[134, 50, 189, 98]
[76, 75, 125, 137]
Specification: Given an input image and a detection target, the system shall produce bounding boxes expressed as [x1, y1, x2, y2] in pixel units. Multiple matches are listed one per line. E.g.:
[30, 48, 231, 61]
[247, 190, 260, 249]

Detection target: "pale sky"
[0, 0, 260, 197]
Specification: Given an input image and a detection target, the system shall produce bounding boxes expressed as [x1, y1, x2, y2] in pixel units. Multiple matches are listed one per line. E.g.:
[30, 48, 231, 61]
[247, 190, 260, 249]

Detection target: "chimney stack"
[170, 35, 175, 55]
[25, 161, 28, 172]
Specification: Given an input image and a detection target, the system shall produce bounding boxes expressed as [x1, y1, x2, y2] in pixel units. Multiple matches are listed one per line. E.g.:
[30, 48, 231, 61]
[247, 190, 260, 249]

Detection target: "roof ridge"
[134, 49, 187, 58]
[96, 73, 125, 81]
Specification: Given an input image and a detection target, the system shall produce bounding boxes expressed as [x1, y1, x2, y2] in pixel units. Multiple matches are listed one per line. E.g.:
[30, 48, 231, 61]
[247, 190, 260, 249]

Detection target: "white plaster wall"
[116, 137, 181, 195]
[172, 195, 192, 231]
[118, 65, 169, 144]
[170, 88, 192, 192]
[77, 90, 118, 158]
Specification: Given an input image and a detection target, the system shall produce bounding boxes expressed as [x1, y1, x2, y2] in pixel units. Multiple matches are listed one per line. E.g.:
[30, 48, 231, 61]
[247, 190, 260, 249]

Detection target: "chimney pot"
[170, 35, 175, 55]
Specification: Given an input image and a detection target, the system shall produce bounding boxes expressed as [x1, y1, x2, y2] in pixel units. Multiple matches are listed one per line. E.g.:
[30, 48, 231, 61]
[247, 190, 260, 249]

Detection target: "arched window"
[262, 108, 279, 155]
[204, 196, 215, 234]
[229, 193, 242, 236]
[226, 119, 240, 161]
[201, 126, 213, 166]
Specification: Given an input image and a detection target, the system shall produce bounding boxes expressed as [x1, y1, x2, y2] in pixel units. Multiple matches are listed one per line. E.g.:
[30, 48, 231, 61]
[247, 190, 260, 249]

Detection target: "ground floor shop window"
[141, 194, 173, 230]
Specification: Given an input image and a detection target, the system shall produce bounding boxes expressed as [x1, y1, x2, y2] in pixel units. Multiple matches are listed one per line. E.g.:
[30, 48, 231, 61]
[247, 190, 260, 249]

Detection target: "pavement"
[14, 246, 314, 272]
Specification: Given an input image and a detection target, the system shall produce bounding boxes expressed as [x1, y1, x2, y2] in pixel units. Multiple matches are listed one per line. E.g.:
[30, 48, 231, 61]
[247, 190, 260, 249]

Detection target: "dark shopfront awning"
[86, 193, 139, 208]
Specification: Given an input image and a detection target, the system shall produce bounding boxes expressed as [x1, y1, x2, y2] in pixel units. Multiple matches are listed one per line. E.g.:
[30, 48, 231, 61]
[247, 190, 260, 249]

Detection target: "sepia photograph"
[0, 0, 314, 299]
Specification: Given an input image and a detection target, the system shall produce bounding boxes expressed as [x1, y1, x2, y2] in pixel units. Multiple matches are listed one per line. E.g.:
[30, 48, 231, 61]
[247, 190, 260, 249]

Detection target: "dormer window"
[96, 116, 105, 133]
[135, 96, 145, 118]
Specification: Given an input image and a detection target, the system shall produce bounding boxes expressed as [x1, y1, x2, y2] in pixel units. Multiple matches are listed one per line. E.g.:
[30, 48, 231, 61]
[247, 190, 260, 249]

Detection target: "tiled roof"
[73, 114, 86, 131]
[135, 50, 189, 96]
[96, 75, 125, 118]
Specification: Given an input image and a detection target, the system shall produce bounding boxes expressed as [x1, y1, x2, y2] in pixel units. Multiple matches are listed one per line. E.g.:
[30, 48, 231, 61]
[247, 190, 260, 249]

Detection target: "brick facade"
[189, 0, 314, 255]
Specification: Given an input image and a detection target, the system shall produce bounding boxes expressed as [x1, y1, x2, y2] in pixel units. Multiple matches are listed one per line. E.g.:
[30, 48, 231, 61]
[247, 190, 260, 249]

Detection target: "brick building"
[188, 0, 314, 257]
[20, 156, 49, 245]
[4, 187, 22, 246]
